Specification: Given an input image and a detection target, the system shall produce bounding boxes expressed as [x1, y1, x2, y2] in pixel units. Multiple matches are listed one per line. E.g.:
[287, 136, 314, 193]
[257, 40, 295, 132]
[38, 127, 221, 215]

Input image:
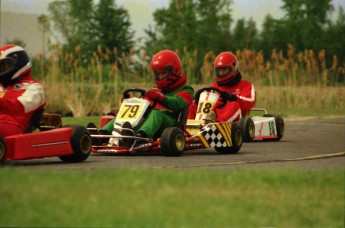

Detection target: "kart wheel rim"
[175, 134, 185, 151]
[249, 122, 255, 138]
[235, 129, 243, 146]
[80, 134, 92, 154]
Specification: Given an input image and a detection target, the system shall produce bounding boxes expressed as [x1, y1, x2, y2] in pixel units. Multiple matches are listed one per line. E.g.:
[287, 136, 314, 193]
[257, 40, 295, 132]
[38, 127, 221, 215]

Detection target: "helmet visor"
[0, 57, 15, 76]
[216, 66, 232, 78]
[153, 67, 172, 81]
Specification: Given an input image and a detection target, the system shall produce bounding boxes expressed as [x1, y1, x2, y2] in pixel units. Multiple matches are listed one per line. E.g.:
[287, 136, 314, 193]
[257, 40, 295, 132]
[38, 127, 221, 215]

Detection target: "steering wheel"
[122, 88, 146, 99]
[194, 87, 229, 109]
[122, 88, 158, 108]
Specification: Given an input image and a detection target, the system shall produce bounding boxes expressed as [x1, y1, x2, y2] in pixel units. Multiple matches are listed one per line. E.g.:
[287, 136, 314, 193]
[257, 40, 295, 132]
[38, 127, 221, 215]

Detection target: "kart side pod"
[1, 126, 91, 163]
[186, 120, 243, 154]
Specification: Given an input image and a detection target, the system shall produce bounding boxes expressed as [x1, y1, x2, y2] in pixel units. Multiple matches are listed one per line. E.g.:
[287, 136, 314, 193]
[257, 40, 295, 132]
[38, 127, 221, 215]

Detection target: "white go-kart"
[193, 87, 285, 142]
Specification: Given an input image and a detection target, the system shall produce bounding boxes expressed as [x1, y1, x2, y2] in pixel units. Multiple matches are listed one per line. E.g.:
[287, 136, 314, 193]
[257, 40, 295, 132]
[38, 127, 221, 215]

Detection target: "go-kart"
[87, 88, 243, 156]
[194, 87, 285, 142]
[239, 108, 285, 142]
[0, 109, 92, 165]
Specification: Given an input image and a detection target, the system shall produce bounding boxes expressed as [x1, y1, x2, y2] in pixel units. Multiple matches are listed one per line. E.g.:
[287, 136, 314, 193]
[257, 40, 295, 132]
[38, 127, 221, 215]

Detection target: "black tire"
[160, 127, 185, 157]
[263, 114, 285, 141]
[59, 125, 92, 162]
[0, 136, 6, 165]
[215, 122, 243, 154]
[239, 116, 255, 142]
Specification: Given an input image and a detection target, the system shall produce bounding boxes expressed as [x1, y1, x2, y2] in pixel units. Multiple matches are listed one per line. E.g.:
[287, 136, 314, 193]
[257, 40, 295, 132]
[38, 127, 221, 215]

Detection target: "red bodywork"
[4, 128, 74, 160]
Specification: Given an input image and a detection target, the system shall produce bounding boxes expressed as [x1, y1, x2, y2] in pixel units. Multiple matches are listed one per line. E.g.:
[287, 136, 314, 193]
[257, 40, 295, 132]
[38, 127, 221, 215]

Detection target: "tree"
[5, 38, 26, 48]
[143, 0, 233, 77]
[259, 14, 290, 59]
[143, 0, 199, 56]
[38, 15, 50, 56]
[44, 0, 134, 64]
[280, 0, 334, 51]
[194, 0, 233, 53]
[324, 6, 345, 66]
[232, 18, 258, 51]
[92, 0, 134, 62]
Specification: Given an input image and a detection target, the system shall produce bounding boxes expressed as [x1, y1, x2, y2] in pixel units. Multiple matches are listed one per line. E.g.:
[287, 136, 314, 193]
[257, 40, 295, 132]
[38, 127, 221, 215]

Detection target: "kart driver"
[188, 51, 256, 122]
[97, 50, 194, 144]
[0, 44, 46, 137]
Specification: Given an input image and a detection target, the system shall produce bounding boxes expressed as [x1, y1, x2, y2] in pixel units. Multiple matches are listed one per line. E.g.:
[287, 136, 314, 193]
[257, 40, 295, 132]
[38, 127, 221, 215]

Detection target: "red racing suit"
[188, 78, 256, 122]
[0, 74, 45, 137]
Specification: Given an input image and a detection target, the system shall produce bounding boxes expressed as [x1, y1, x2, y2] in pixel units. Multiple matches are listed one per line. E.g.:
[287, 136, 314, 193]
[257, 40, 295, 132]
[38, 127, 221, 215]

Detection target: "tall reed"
[32, 44, 344, 116]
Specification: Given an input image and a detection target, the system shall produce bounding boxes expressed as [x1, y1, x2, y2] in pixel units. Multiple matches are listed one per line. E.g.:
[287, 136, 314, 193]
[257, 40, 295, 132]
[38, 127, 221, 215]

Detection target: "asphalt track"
[7, 117, 345, 171]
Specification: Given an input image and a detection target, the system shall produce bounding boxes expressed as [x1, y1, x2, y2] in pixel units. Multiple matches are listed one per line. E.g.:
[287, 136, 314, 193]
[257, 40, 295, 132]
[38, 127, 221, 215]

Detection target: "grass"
[0, 168, 343, 227]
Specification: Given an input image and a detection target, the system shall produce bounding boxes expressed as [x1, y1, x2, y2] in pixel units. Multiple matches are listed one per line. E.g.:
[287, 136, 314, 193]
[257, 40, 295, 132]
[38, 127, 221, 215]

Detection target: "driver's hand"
[145, 88, 165, 103]
[223, 92, 237, 101]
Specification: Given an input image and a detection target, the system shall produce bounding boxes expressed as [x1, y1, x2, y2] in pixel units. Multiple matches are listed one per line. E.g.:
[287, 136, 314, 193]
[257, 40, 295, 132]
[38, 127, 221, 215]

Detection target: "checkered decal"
[202, 125, 227, 147]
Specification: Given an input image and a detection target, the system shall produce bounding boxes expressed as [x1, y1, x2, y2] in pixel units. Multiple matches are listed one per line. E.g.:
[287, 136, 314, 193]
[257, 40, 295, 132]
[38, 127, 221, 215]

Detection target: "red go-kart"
[0, 110, 92, 165]
[88, 88, 243, 156]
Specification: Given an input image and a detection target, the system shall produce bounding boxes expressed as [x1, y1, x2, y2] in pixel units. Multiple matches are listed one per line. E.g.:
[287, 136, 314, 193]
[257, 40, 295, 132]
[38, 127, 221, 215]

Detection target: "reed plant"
[32, 44, 344, 117]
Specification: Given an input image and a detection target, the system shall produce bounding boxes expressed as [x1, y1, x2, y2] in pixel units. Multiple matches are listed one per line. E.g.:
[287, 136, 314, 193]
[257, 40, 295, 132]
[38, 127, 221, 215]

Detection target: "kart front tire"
[59, 125, 92, 162]
[161, 127, 185, 157]
[263, 114, 285, 141]
[215, 122, 243, 154]
[239, 116, 255, 142]
[0, 136, 6, 165]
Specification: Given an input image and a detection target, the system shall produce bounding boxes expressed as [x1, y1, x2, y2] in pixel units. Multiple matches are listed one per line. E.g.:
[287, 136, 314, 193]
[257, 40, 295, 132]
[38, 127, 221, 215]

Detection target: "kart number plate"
[117, 103, 145, 121]
[196, 101, 216, 115]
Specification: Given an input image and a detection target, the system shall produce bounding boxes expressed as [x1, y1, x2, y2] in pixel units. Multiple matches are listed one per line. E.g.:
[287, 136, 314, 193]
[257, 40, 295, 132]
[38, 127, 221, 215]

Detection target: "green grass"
[0, 168, 343, 227]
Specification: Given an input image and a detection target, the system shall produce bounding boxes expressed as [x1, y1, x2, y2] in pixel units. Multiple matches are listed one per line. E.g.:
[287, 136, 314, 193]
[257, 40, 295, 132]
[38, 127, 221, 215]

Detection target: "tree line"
[36, 0, 344, 80]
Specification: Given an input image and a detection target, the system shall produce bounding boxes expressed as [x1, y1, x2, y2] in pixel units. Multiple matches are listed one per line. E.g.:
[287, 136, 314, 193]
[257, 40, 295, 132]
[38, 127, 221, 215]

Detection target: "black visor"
[153, 66, 172, 81]
[0, 57, 16, 76]
[216, 66, 232, 78]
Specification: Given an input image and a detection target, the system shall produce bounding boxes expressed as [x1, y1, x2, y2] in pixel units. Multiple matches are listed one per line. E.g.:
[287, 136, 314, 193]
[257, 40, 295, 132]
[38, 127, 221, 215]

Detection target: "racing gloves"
[145, 88, 165, 103]
[216, 92, 237, 108]
[222, 92, 237, 101]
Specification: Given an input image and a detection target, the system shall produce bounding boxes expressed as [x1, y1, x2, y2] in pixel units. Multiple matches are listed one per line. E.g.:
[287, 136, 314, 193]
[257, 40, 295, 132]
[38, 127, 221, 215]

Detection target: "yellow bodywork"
[186, 120, 233, 148]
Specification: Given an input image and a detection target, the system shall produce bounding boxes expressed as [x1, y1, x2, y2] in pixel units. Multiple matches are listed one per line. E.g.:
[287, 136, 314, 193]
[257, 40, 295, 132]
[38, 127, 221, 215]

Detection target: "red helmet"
[150, 50, 182, 90]
[214, 52, 239, 85]
[0, 44, 31, 84]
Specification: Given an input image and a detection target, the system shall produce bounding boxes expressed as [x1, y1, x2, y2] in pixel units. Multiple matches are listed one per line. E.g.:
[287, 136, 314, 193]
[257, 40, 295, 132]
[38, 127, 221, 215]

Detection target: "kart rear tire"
[263, 114, 285, 141]
[59, 125, 92, 162]
[215, 122, 243, 154]
[161, 127, 185, 157]
[0, 136, 6, 165]
[239, 116, 255, 142]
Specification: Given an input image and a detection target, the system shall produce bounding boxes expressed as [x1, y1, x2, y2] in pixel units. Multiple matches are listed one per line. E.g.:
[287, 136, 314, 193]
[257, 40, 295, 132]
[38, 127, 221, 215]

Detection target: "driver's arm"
[161, 85, 194, 111]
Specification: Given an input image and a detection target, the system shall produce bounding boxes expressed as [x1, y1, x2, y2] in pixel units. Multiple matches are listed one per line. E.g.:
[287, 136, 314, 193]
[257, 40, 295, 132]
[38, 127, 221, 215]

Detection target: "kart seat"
[24, 107, 45, 133]
[39, 113, 62, 130]
[24, 108, 63, 133]
[177, 106, 189, 130]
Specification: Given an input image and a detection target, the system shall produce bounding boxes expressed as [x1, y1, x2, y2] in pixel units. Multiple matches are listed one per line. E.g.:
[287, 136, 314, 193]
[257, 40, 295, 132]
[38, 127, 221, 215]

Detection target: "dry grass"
[34, 44, 344, 116]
